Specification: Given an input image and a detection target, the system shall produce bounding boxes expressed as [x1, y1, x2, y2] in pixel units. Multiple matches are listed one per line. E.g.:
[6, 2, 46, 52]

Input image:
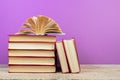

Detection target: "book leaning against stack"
[8, 35, 56, 73]
[56, 38, 80, 73]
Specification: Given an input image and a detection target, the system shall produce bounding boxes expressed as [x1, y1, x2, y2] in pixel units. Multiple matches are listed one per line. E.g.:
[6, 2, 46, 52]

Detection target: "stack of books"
[8, 35, 56, 73]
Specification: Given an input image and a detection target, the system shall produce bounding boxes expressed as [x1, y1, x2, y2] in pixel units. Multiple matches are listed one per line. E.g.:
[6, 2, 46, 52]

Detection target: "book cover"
[62, 38, 80, 73]
[56, 41, 69, 73]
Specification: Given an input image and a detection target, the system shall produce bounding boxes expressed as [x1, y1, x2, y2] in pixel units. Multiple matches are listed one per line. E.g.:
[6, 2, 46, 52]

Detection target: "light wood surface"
[0, 64, 120, 80]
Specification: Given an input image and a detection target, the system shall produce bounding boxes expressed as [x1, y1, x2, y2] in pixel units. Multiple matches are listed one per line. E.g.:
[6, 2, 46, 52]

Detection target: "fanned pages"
[19, 15, 63, 35]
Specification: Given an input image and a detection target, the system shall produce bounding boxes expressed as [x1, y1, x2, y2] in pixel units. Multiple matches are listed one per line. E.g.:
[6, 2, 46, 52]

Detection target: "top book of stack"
[9, 34, 56, 42]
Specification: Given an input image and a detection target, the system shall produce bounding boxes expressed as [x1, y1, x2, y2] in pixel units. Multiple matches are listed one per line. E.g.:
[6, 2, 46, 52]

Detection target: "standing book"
[56, 41, 69, 73]
[63, 38, 80, 73]
[56, 38, 80, 73]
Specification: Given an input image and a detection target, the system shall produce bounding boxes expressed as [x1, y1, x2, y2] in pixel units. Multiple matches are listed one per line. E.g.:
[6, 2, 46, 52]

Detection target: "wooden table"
[0, 64, 120, 80]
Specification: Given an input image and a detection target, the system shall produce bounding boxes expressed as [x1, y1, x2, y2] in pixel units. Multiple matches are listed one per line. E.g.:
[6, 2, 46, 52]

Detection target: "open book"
[19, 15, 63, 35]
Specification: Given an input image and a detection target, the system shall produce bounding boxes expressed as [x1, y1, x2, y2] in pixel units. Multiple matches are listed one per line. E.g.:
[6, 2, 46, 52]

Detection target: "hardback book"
[8, 41, 55, 50]
[9, 56, 55, 65]
[9, 35, 56, 42]
[56, 41, 69, 73]
[9, 65, 56, 73]
[19, 15, 63, 35]
[9, 49, 55, 57]
[63, 38, 80, 73]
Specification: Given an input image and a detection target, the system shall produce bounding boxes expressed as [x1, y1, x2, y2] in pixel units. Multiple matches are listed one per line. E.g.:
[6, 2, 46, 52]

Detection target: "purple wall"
[0, 0, 120, 64]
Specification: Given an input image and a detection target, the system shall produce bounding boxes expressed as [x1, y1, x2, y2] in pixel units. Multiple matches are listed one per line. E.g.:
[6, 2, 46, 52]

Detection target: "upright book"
[63, 38, 80, 73]
[56, 38, 80, 73]
[56, 41, 69, 73]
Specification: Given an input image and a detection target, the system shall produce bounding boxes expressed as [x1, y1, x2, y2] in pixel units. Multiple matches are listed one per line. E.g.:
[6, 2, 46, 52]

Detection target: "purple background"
[0, 0, 120, 64]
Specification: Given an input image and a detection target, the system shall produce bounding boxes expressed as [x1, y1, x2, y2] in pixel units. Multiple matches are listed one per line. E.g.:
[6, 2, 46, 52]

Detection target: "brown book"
[9, 56, 55, 65]
[8, 41, 55, 50]
[9, 65, 56, 73]
[56, 41, 69, 73]
[63, 38, 80, 73]
[9, 34, 56, 42]
[9, 49, 55, 57]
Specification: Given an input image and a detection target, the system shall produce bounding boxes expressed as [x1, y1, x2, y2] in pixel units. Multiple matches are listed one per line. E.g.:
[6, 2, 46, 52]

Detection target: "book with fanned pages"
[19, 15, 63, 35]
[56, 38, 80, 73]
[8, 35, 56, 73]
